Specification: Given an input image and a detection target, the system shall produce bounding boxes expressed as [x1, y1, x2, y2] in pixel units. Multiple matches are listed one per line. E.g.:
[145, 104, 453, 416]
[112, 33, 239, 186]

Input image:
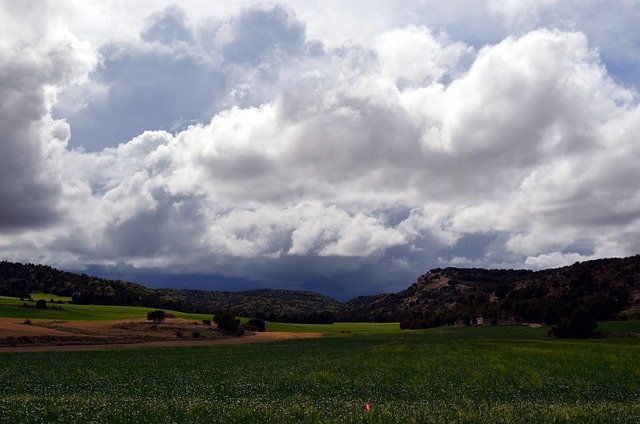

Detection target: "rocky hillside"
[343, 256, 640, 327]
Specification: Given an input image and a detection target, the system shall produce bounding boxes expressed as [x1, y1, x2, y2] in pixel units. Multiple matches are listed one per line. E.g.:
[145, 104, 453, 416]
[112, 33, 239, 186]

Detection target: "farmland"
[1, 325, 639, 423]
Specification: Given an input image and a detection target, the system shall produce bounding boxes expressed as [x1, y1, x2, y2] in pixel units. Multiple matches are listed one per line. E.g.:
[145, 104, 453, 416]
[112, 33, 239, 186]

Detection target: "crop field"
[265, 321, 400, 333]
[0, 295, 212, 321]
[1, 325, 639, 423]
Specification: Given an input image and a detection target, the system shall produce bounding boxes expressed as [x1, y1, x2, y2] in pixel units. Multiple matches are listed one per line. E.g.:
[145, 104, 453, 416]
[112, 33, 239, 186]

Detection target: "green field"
[29, 292, 73, 302]
[0, 296, 212, 321]
[0, 325, 639, 423]
[0, 295, 396, 332]
[265, 321, 400, 333]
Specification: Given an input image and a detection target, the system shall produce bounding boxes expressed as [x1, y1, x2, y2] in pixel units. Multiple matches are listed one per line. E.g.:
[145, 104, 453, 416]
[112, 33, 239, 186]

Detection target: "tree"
[147, 310, 166, 324]
[214, 311, 244, 336]
[35, 299, 47, 309]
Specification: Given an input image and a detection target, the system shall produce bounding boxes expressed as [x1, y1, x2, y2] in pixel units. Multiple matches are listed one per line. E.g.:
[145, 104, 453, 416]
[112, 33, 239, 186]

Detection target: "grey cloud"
[55, 3, 312, 152]
[141, 5, 196, 45]
[0, 1, 95, 227]
[51, 28, 639, 282]
[220, 4, 306, 65]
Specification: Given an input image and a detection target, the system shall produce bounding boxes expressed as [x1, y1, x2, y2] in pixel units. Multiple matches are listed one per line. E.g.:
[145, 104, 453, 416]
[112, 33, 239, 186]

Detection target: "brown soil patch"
[0, 318, 73, 337]
[0, 317, 321, 353]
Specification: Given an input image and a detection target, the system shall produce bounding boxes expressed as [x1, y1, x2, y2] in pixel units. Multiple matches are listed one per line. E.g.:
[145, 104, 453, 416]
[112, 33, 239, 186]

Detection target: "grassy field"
[0, 325, 639, 423]
[0, 296, 212, 321]
[265, 321, 400, 333]
[0, 295, 397, 332]
[29, 292, 72, 302]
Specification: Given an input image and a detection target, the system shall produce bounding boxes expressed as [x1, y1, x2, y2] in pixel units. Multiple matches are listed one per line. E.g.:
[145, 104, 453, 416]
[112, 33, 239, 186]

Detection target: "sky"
[1, 0, 640, 300]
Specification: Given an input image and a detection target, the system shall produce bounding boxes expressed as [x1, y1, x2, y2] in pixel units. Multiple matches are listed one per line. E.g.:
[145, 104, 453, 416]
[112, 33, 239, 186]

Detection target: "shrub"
[147, 310, 166, 324]
[23, 319, 32, 325]
[246, 318, 266, 332]
[202, 319, 212, 326]
[568, 308, 597, 338]
[35, 299, 47, 309]
[548, 322, 569, 338]
[214, 311, 244, 336]
[550, 308, 598, 339]
[176, 331, 184, 339]
[192, 331, 200, 339]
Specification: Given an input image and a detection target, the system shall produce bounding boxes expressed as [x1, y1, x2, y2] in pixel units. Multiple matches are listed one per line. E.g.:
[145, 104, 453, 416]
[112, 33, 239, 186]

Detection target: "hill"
[0, 261, 341, 322]
[343, 256, 640, 327]
[157, 288, 341, 323]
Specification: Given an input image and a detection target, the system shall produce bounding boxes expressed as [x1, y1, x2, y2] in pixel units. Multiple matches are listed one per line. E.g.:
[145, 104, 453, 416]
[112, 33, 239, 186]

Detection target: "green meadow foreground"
[1, 324, 639, 423]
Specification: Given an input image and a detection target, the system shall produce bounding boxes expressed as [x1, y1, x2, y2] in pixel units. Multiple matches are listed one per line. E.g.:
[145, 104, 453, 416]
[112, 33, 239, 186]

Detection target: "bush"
[550, 308, 597, 339]
[202, 319, 212, 326]
[147, 310, 166, 324]
[246, 318, 266, 332]
[214, 311, 244, 336]
[192, 331, 200, 339]
[35, 299, 47, 309]
[548, 322, 569, 338]
[23, 319, 31, 325]
[568, 308, 597, 338]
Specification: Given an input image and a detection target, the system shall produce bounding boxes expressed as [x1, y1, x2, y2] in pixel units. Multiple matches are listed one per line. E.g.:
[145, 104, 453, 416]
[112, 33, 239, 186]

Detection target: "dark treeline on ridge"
[0, 261, 340, 323]
[1, 256, 640, 327]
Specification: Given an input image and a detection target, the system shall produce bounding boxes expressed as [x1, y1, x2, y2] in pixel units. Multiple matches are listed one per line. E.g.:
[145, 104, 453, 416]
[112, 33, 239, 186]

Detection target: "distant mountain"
[343, 256, 640, 327]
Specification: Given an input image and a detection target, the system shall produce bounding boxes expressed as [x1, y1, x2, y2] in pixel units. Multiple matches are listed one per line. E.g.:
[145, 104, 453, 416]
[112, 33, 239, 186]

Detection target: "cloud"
[2, 2, 640, 295]
[54, 4, 313, 151]
[0, 1, 96, 227]
[141, 5, 195, 45]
